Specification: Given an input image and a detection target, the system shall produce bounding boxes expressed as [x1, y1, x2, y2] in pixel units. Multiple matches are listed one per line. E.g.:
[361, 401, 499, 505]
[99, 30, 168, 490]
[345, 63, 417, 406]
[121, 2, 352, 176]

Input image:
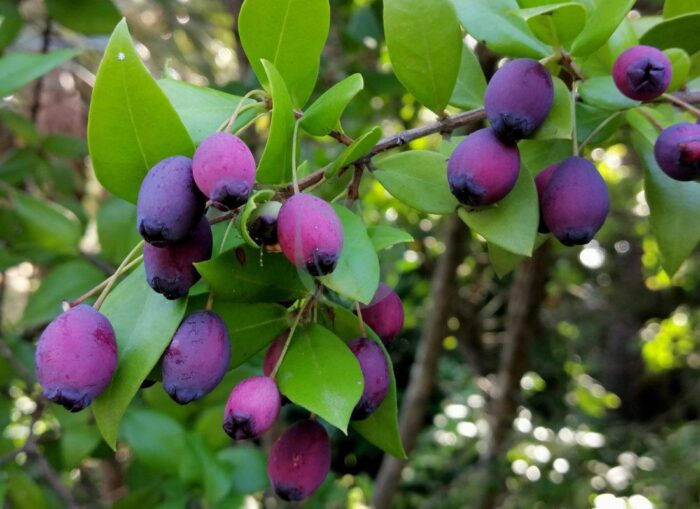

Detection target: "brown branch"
[26, 441, 79, 508]
[30, 17, 53, 122]
[346, 164, 364, 203]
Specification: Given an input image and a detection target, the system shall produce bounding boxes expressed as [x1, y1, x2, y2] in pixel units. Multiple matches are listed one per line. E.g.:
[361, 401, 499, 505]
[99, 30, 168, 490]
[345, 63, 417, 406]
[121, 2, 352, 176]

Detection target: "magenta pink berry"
[534, 163, 560, 234]
[358, 283, 404, 344]
[223, 375, 281, 440]
[654, 123, 700, 181]
[348, 338, 390, 420]
[613, 45, 672, 101]
[263, 332, 287, 376]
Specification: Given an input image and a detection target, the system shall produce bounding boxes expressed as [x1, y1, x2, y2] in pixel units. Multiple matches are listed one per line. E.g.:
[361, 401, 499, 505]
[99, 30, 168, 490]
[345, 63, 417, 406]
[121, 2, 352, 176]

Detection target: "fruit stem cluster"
[92, 241, 144, 310]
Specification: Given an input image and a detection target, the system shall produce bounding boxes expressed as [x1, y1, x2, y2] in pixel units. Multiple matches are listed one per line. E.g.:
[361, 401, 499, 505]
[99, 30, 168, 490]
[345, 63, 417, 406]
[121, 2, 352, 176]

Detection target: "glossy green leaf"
[665, 48, 691, 91]
[12, 192, 82, 256]
[367, 225, 414, 252]
[97, 196, 142, 266]
[458, 166, 538, 256]
[319, 205, 380, 304]
[579, 76, 640, 111]
[121, 408, 186, 474]
[327, 126, 382, 176]
[641, 13, 700, 55]
[238, 189, 276, 248]
[217, 446, 269, 493]
[88, 20, 194, 203]
[384, 0, 463, 113]
[46, 0, 121, 35]
[55, 407, 102, 468]
[514, 2, 587, 46]
[374, 151, 459, 215]
[93, 265, 187, 449]
[663, 0, 700, 19]
[575, 103, 625, 146]
[571, 0, 635, 57]
[449, 44, 487, 110]
[533, 77, 573, 140]
[276, 323, 363, 432]
[488, 234, 548, 278]
[239, 0, 329, 106]
[0, 0, 23, 52]
[452, 0, 549, 59]
[518, 139, 571, 176]
[0, 49, 80, 97]
[184, 433, 231, 505]
[302, 74, 364, 136]
[42, 134, 88, 158]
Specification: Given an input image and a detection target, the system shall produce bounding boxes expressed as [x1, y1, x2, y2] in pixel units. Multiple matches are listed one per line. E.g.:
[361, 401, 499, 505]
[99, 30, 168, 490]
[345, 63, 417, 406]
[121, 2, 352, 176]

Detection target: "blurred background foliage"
[2, 0, 700, 508]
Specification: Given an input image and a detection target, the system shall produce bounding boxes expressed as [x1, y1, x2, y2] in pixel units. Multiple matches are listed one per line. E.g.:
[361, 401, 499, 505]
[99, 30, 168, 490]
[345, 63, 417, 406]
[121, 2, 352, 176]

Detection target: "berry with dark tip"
[267, 420, 331, 501]
[534, 164, 559, 234]
[136, 156, 205, 246]
[35, 305, 117, 412]
[653, 122, 700, 181]
[162, 310, 230, 404]
[348, 338, 390, 420]
[541, 157, 610, 246]
[484, 58, 554, 142]
[222, 376, 281, 440]
[357, 283, 404, 344]
[144, 216, 212, 300]
[263, 332, 287, 376]
[192, 132, 256, 209]
[613, 45, 672, 101]
[447, 128, 521, 207]
[248, 201, 282, 247]
[277, 194, 344, 276]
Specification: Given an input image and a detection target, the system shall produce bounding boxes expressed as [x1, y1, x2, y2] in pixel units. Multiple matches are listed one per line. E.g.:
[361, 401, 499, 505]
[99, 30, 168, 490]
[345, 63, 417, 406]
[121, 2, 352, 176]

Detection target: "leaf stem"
[571, 82, 579, 157]
[637, 107, 664, 132]
[220, 88, 267, 132]
[661, 92, 700, 118]
[270, 295, 315, 379]
[291, 118, 302, 194]
[355, 301, 367, 337]
[93, 241, 144, 311]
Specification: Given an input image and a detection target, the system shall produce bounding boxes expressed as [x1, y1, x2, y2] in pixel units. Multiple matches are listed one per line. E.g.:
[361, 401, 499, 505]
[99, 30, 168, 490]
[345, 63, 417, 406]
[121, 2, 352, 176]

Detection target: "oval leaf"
[367, 225, 414, 252]
[12, 192, 82, 256]
[533, 77, 573, 140]
[46, 0, 121, 35]
[0, 49, 80, 97]
[578, 76, 640, 111]
[514, 2, 587, 46]
[641, 13, 700, 56]
[301, 74, 364, 136]
[571, 0, 635, 57]
[449, 44, 487, 110]
[327, 126, 383, 177]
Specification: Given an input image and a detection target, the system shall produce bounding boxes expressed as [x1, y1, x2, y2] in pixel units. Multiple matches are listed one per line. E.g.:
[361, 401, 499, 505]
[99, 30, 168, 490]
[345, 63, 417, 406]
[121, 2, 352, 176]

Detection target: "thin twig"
[93, 241, 144, 310]
[346, 164, 364, 203]
[69, 256, 143, 308]
[578, 111, 622, 154]
[271, 289, 320, 378]
[662, 92, 700, 117]
[30, 17, 53, 122]
[638, 108, 665, 132]
[355, 302, 367, 337]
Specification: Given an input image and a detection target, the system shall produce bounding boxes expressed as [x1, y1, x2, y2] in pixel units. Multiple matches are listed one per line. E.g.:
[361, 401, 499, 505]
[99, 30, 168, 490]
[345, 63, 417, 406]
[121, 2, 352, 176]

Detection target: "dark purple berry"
[534, 164, 559, 234]
[162, 311, 230, 404]
[248, 201, 282, 247]
[348, 338, 390, 420]
[484, 58, 554, 142]
[357, 283, 404, 344]
[35, 305, 117, 412]
[613, 45, 672, 101]
[223, 376, 281, 440]
[267, 420, 331, 501]
[541, 157, 610, 246]
[277, 194, 344, 276]
[263, 332, 287, 376]
[144, 216, 213, 300]
[654, 122, 700, 181]
[447, 128, 521, 207]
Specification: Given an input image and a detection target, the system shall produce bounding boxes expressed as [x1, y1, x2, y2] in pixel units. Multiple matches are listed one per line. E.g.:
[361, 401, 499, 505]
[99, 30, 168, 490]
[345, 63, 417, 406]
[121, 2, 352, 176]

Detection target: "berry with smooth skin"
[653, 122, 700, 181]
[263, 332, 287, 376]
[136, 156, 205, 246]
[348, 338, 390, 420]
[534, 163, 559, 234]
[357, 283, 404, 344]
[144, 216, 212, 299]
[484, 58, 554, 142]
[223, 376, 281, 440]
[541, 157, 610, 246]
[248, 201, 282, 247]
[162, 311, 230, 404]
[35, 305, 117, 412]
[277, 193, 344, 276]
[447, 128, 521, 207]
[613, 45, 672, 101]
[192, 132, 257, 209]
[267, 420, 331, 501]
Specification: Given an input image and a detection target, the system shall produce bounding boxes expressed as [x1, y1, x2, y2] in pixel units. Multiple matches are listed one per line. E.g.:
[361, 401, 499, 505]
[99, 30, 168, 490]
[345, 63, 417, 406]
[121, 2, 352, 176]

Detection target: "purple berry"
[277, 194, 344, 276]
[613, 45, 672, 102]
[267, 420, 331, 501]
[447, 128, 521, 207]
[192, 132, 256, 209]
[136, 156, 205, 246]
[35, 305, 117, 412]
[348, 338, 390, 420]
[248, 201, 282, 247]
[357, 283, 404, 344]
[484, 58, 554, 142]
[653, 122, 700, 181]
[144, 216, 213, 299]
[263, 332, 287, 376]
[534, 164, 559, 234]
[223, 376, 281, 440]
[541, 157, 610, 246]
[162, 311, 231, 404]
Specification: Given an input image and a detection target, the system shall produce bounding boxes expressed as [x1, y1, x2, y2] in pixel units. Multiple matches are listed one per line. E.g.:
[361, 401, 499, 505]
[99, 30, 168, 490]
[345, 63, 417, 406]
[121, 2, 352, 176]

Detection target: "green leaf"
[239, 0, 329, 107]
[327, 126, 382, 177]
[12, 192, 82, 256]
[46, 0, 121, 35]
[87, 19, 194, 203]
[518, 139, 571, 175]
[121, 408, 186, 474]
[663, 0, 700, 19]
[665, 48, 691, 91]
[374, 151, 459, 215]
[277, 323, 363, 433]
[42, 134, 88, 158]
[384, 0, 463, 113]
[533, 77, 573, 140]
[575, 103, 625, 146]
[7, 472, 47, 509]
[54, 407, 102, 469]
[0, 0, 23, 52]
[0, 49, 80, 97]
[514, 2, 587, 46]
[578, 76, 640, 111]
[196, 246, 308, 303]
[319, 205, 380, 304]
[217, 446, 269, 494]
[256, 60, 296, 184]
[452, 0, 550, 59]
[449, 44, 487, 110]
[97, 196, 142, 266]
[158, 80, 263, 144]
[570, 0, 635, 57]
[238, 190, 277, 248]
[301, 74, 364, 136]
[488, 234, 548, 278]
[367, 225, 414, 251]
[642, 14, 700, 55]
[458, 166, 538, 256]
[184, 433, 231, 505]
[93, 265, 187, 449]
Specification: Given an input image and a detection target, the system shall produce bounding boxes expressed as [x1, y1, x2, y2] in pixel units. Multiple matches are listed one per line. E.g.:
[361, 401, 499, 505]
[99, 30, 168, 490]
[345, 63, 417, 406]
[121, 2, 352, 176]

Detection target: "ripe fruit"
[136, 156, 205, 246]
[267, 420, 331, 501]
[348, 338, 389, 420]
[534, 164, 559, 234]
[653, 122, 700, 181]
[35, 305, 117, 412]
[248, 201, 282, 247]
[357, 283, 404, 344]
[192, 132, 256, 209]
[277, 194, 344, 276]
[613, 45, 672, 101]
[223, 376, 281, 440]
[263, 332, 287, 376]
[484, 58, 554, 142]
[447, 128, 521, 207]
[541, 157, 610, 246]
[144, 216, 213, 299]
[162, 311, 230, 404]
